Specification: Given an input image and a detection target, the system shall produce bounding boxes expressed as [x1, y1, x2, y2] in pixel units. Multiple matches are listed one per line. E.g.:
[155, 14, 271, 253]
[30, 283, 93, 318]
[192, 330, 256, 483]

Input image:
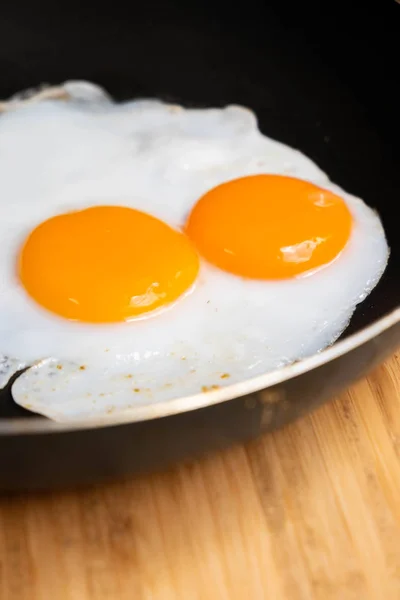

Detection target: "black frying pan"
[0, 0, 398, 490]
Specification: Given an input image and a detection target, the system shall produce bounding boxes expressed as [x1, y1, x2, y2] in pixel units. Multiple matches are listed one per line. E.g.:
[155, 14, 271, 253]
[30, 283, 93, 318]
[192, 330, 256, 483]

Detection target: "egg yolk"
[185, 175, 352, 279]
[19, 206, 199, 323]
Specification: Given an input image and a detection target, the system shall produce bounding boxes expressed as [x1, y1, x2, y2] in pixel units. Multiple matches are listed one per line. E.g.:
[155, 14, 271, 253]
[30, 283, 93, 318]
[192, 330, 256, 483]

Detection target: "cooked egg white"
[0, 81, 388, 421]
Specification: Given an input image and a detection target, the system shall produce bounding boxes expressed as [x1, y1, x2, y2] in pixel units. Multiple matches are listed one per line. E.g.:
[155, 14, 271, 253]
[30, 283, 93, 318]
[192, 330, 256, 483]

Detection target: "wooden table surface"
[1, 352, 400, 600]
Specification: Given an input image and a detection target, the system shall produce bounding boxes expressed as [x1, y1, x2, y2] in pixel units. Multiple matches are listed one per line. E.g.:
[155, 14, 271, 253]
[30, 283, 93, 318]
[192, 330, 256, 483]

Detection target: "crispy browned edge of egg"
[0, 85, 71, 113]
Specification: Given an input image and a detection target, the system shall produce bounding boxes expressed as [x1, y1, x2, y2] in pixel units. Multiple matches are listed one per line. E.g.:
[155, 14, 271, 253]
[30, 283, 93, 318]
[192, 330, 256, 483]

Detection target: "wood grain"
[1, 352, 400, 600]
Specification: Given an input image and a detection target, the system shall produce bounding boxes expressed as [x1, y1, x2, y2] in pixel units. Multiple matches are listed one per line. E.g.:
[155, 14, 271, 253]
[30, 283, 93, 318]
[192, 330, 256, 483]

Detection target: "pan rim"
[0, 306, 399, 435]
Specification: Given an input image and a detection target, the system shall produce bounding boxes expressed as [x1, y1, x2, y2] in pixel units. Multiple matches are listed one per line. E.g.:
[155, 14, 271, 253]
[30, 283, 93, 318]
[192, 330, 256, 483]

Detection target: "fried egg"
[0, 81, 388, 422]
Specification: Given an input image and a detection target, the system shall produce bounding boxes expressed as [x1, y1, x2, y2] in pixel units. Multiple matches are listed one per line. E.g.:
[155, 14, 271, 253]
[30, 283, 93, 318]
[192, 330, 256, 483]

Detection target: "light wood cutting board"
[0, 351, 400, 600]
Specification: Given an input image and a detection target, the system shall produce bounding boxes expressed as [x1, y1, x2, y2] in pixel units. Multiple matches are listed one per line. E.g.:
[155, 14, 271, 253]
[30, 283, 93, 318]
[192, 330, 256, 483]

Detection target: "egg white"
[0, 81, 388, 421]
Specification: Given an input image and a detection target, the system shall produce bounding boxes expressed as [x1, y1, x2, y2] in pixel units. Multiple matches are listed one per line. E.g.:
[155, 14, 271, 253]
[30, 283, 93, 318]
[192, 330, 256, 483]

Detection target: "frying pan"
[0, 0, 398, 490]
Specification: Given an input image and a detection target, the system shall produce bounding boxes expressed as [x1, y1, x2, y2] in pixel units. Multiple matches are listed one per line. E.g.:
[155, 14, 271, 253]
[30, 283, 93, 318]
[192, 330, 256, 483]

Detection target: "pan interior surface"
[0, 0, 398, 422]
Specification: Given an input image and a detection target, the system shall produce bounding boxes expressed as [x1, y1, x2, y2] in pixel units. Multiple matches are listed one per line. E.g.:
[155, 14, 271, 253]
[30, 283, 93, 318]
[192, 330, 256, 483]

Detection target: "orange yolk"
[19, 206, 199, 323]
[185, 175, 352, 279]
